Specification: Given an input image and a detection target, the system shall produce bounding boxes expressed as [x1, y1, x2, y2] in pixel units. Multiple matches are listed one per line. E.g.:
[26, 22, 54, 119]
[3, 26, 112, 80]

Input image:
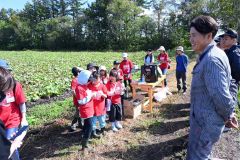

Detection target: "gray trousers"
[186, 117, 215, 160]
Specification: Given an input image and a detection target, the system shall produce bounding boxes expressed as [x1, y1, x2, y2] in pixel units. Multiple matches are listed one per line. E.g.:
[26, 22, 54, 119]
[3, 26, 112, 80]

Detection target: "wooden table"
[131, 75, 166, 112]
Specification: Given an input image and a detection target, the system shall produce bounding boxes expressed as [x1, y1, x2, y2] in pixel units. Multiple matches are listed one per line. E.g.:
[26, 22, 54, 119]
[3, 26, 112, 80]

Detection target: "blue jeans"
[6, 127, 20, 160]
[92, 115, 106, 131]
[161, 68, 168, 86]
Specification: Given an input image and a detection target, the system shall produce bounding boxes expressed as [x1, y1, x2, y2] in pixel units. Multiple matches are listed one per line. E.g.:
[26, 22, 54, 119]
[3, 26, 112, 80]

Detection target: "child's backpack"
[142, 65, 159, 83]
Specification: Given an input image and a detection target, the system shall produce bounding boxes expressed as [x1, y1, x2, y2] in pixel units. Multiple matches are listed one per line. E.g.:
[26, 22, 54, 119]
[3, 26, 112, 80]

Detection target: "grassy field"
[0, 50, 193, 101]
[1, 51, 146, 101]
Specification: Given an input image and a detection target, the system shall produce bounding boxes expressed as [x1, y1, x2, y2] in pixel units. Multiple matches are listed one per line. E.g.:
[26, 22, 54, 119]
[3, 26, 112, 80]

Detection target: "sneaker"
[69, 126, 77, 132]
[115, 121, 123, 129]
[183, 90, 187, 95]
[91, 132, 101, 139]
[112, 126, 119, 132]
[223, 127, 232, 132]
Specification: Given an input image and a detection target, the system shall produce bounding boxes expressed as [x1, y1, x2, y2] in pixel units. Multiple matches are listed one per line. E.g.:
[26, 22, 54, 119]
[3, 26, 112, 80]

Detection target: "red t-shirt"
[71, 77, 78, 107]
[120, 60, 133, 80]
[105, 81, 122, 104]
[88, 83, 107, 116]
[0, 82, 26, 129]
[157, 53, 169, 69]
[75, 84, 94, 119]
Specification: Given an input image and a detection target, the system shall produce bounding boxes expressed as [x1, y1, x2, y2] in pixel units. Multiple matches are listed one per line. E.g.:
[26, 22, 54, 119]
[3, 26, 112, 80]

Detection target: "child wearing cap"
[119, 53, 133, 91]
[87, 63, 99, 73]
[99, 66, 108, 85]
[106, 70, 124, 132]
[75, 70, 97, 151]
[176, 46, 189, 94]
[88, 71, 107, 137]
[157, 46, 169, 86]
[111, 60, 126, 117]
[70, 67, 83, 131]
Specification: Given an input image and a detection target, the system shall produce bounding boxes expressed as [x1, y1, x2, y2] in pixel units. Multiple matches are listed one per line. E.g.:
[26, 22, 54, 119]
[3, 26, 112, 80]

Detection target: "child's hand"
[108, 90, 114, 96]
[86, 89, 96, 98]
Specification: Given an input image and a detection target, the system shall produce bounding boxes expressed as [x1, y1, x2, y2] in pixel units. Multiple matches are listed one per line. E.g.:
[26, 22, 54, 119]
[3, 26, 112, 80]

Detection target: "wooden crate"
[123, 94, 148, 119]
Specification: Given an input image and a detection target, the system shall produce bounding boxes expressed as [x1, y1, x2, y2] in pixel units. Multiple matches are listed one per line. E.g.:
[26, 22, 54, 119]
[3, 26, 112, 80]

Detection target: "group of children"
[71, 48, 189, 151]
[70, 53, 133, 151]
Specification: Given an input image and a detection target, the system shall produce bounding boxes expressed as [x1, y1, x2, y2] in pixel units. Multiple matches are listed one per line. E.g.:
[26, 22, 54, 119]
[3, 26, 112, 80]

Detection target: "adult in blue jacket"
[187, 15, 239, 159]
[175, 46, 188, 94]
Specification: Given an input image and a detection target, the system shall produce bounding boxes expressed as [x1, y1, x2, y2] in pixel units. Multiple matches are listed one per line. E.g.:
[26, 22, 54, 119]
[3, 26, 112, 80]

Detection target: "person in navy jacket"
[175, 46, 189, 94]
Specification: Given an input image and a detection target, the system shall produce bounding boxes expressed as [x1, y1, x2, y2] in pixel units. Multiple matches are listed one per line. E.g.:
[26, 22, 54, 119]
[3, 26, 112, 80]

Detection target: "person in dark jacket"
[175, 46, 189, 94]
[222, 29, 240, 109]
[223, 29, 240, 85]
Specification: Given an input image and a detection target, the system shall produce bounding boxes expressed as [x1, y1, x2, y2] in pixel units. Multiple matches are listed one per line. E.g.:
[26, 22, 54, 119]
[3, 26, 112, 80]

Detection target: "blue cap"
[0, 60, 12, 71]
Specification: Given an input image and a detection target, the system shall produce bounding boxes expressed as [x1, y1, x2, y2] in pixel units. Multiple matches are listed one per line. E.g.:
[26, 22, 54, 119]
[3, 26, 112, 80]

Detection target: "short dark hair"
[190, 15, 218, 38]
[109, 70, 118, 80]
[0, 66, 14, 93]
[72, 67, 80, 77]
[92, 71, 100, 80]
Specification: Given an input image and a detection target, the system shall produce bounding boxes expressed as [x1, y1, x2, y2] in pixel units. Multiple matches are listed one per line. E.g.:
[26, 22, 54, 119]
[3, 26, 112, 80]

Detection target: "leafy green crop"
[0, 50, 155, 101]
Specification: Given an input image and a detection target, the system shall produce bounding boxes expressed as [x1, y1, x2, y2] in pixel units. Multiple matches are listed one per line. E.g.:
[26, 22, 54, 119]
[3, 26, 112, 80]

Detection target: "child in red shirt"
[157, 46, 169, 86]
[106, 70, 124, 132]
[88, 71, 107, 137]
[99, 66, 108, 85]
[70, 67, 83, 131]
[0, 60, 28, 160]
[111, 60, 126, 117]
[120, 53, 133, 91]
[75, 70, 96, 150]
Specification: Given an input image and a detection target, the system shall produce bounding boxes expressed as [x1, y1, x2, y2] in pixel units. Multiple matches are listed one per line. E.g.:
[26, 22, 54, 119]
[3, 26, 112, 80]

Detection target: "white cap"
[99, 65, 107, 71]
[176, 46, 184, 52]
[122, 52, 128, 57]
[157, 46, 165, 51]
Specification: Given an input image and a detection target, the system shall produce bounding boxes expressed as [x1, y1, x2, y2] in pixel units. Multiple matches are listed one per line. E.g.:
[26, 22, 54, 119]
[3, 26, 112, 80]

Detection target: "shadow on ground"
[101, 135, 188, 160]
[21, 103, 190, 160]
[102, 102, 190, 160]
[20, 124, 82, 160]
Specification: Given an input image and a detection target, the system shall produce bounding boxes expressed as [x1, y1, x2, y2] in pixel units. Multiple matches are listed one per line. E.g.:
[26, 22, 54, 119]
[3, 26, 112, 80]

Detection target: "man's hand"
[225, 114, 239, 129]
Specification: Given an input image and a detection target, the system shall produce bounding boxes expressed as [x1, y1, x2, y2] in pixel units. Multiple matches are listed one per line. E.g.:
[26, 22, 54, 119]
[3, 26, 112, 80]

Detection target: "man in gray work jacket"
[187, 15, 239, 159]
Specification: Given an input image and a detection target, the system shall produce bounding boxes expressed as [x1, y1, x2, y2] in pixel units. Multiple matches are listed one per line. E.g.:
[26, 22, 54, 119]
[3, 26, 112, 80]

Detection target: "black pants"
[71, 107, 83, 128]
[81, 117, 93, 148]
[109, 104, 122, 122]
[176, 71, 187, 91]
[121, 95, 125, 118]
[237, 83, 240, 109]
[124, 79, 132, 92]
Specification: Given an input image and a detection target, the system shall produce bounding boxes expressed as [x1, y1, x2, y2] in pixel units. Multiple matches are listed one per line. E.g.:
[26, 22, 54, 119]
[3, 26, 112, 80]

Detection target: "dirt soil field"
[21, 62, 240, 160]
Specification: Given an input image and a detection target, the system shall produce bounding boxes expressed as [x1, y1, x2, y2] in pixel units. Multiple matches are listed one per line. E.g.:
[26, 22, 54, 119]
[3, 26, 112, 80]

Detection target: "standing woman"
[187, 15, 238, 159]
[157, 46, 169, 86]
[144, 49, 155, 65]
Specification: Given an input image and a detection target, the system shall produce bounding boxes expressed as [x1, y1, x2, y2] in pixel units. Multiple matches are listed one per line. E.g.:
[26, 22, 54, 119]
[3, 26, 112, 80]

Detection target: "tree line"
[0, 0, 239, 51]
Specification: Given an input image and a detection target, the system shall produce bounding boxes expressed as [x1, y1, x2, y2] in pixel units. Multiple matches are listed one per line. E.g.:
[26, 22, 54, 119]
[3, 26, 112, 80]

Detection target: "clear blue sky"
[0, 0, 30, 10]
[0, 0, 95, 10]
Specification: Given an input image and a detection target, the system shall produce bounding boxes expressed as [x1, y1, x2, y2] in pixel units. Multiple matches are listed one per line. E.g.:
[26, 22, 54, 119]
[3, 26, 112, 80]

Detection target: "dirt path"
[21, 62, 240, 160]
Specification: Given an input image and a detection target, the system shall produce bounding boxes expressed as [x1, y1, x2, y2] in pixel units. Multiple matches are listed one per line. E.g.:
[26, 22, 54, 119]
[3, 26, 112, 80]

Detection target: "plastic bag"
[154, 88, 167, 102]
